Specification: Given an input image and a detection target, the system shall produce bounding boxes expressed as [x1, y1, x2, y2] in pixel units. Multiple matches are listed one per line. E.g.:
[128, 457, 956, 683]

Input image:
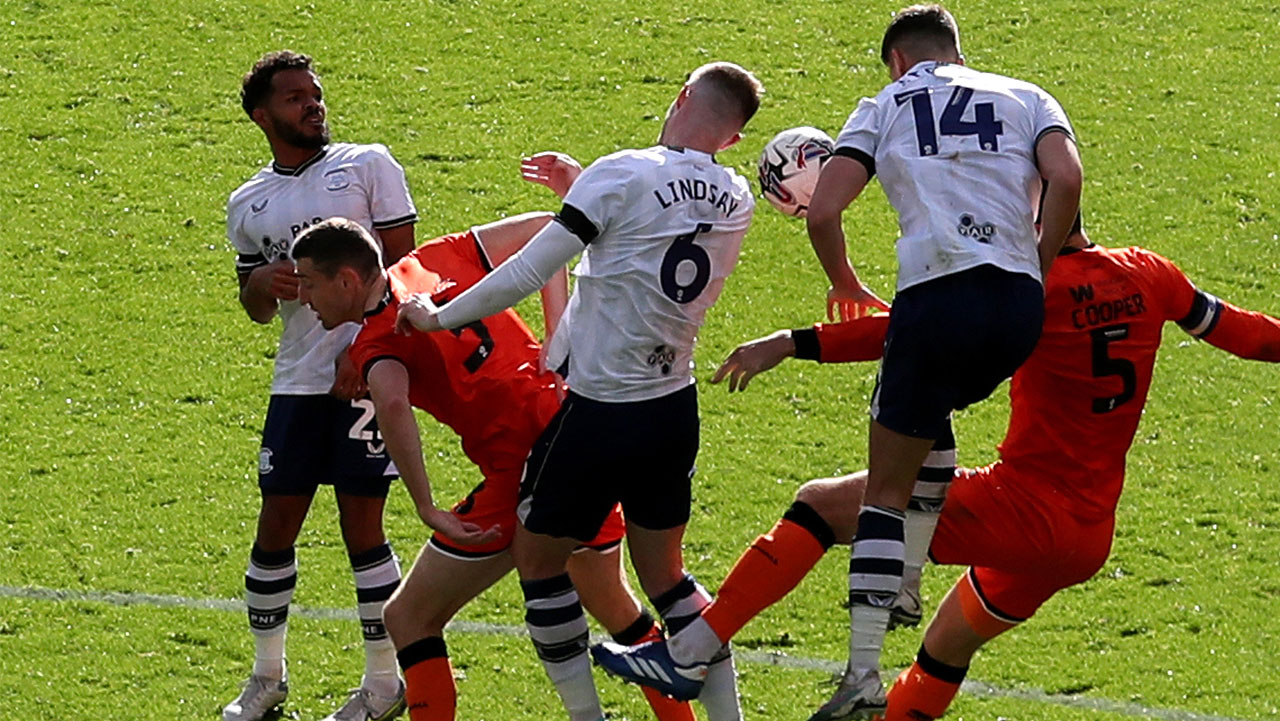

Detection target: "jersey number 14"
[894, 86, 1004, 156]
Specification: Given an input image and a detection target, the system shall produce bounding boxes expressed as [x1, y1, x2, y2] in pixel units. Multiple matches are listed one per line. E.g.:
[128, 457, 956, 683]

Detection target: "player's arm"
[711, 315, 890, 392]
[1033, 131, 1083, 276]
[365, 359, 500, 546]
[378, 223, 415, 266]
[1179, 291, 1280, 362]
[806, 156, 888, 321]
[398, 218, 583, 334]
[469, 211, 568, 337]
[237, 261, 298, 324]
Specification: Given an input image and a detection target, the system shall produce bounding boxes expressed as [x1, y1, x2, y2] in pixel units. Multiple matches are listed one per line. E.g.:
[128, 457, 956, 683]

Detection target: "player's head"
[881, 5, 964, 80]
[660, 62, 763, 153]
[241, 50, 329, 150]
[292, 217, 384, 329]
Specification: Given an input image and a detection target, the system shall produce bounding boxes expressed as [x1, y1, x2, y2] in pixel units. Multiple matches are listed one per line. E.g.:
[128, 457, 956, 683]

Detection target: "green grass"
[1, 0, 1278, 719]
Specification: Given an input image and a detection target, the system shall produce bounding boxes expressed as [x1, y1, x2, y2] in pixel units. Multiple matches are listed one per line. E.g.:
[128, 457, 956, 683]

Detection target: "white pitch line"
[0, 584, 1255, 721]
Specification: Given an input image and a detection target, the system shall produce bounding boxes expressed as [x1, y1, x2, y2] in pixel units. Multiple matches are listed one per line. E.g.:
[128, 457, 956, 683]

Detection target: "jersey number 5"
[661, 222, 713, 304]
[894, 86, 1004, 156]
[1090, 324, 1136, 413]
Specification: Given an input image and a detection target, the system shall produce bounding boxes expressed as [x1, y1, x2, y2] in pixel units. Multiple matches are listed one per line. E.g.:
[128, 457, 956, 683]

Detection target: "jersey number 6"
[661, 222, 713, 304]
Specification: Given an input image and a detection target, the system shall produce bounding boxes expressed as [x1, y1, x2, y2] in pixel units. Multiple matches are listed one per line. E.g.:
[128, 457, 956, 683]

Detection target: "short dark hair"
[690, 62, 764, 127]
[291, 217, 382, 281]
[241, 50, 314, 118]
[880, 5, 961, 65]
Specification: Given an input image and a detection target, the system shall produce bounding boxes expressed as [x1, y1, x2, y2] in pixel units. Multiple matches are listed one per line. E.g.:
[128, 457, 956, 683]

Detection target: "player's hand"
[711, 330, 796, 392]
[395, 292, 443, 335]
[249, 260, 300, 301]
[330, 348, 367, 400]
[827, 283, 888, 322]
[420, 506, 502, 547]
[521, 152, 582, 199]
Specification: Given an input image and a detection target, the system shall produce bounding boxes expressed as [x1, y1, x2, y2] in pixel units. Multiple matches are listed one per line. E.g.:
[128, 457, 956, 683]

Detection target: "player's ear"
[718, 131, 742, 152]
[250, 106, 271, 132]
[675, 84, 691, 109]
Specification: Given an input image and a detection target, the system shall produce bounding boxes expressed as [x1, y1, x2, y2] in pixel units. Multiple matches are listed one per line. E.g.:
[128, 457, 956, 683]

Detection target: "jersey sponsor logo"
[261, 235, 291, 262]
[323, 167, 351, 191]
[1071, 292, 1147, 329]
[1068, 284, 1095, 303]
[258, 447, 275, 475]
[290, 216, 325, 238]
[647, 344, 676, 375]
[957, 214, 996, 244]
[250, 199, 270, 214]
[652, 178, 743, 217]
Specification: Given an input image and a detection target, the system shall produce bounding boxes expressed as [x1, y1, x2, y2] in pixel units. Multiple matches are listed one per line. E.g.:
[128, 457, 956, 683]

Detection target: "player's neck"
[270, 140, 325, 171]
[363, 273, 390, 317]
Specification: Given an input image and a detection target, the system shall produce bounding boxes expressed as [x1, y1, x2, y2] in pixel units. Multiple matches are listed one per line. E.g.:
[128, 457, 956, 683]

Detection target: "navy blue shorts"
[517, 385, 699, 542]
[258, 394, 397, 497]
[872, 265, 1043, 440]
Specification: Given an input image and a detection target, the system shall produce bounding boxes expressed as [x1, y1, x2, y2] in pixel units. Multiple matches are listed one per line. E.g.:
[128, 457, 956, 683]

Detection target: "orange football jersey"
[348, 231, 561, 470]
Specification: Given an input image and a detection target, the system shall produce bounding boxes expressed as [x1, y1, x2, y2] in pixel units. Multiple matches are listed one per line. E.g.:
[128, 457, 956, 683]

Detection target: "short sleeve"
[349, 315, 412, 381]
[557, 154, 636, 244]
[832, 97, 881, 175]
[364, 145, 418, 231]
[226, 195, 267, 274]
[1135, 249, 1201, 324]
[1032, 88, 1075, 146]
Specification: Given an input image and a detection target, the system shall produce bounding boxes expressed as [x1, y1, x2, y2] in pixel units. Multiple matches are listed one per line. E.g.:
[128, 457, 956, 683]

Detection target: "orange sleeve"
[793, 315, 890, 363]
[1142, 249, 1280, 362]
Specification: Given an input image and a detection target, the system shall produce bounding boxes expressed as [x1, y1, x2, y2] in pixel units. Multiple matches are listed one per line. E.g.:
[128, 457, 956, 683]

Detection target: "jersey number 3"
[895, 86, 1004, 156]
[661, 222, 713, 304]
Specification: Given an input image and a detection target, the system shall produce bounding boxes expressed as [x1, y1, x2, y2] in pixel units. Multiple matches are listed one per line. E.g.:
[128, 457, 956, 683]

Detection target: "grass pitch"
[1, 1, 1277, 719]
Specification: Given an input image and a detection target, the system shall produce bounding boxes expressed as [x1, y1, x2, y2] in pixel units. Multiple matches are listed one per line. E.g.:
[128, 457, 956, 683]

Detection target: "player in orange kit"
[594, 212, 1280, 720]
[291, 214, 694, 721]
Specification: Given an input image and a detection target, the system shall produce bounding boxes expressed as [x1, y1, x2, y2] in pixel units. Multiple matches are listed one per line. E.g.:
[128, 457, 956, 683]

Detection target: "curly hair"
[240, 50, 314, 118]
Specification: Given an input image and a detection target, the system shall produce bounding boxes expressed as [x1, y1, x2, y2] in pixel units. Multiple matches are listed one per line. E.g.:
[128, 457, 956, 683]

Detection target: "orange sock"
[398, 637, 456, 721]
[702, 502, 834, 642]
[883, 649, 966, 721]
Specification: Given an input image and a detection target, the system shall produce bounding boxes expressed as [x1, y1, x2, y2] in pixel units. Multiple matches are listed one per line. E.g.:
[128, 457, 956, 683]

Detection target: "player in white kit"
[222, 50, 417, 721]
[396, 63, 763, 721]
[802, 6, 1083, 719]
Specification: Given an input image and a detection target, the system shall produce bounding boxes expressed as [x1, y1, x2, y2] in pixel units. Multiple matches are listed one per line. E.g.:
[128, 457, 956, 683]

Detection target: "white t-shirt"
[227, 143, 417, 395]
[835, 61, 1073, 291]
[554, 146, 754, 402]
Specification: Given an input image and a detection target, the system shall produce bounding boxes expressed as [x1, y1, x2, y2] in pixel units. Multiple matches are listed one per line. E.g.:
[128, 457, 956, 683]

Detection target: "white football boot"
[222, 674, 288, 721]
[321, 681, 406, 721]
[807, 667, 886, 721]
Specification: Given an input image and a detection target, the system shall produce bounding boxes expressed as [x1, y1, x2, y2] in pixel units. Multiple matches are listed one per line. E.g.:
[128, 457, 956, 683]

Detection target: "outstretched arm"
[711, 315, 891, 392]
[1182, 292, 1280, 362]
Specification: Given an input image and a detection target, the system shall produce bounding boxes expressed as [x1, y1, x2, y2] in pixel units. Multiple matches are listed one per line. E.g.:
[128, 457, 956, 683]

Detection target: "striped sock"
[246, 543, 296, 681]
[652, 575, 742, 721]
[351, 543, 402, 697]
[848, 505, 905, 673]
[398, 636, 454, 721]
[903, 430, 955, 594]
[521, 574, 600, 721]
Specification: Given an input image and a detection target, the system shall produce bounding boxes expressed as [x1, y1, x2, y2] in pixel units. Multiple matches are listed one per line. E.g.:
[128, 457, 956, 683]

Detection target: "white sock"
[253, 630, 287, 681]
[350, 542, 403, 696]
[699, 654, 743, 721]
[848, 605, 891, 675]
[668, 615, 723, 667]
[246, 544, 296, 681]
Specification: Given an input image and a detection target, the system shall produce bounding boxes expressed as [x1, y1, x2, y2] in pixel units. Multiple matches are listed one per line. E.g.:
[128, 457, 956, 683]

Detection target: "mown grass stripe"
[0, 584, 1250, 721]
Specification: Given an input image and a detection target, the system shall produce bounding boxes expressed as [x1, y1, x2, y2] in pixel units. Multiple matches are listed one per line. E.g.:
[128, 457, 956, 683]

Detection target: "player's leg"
[384, 542, 513, 721]
[892, 425, 957, 630]
[568, 539, 696, 721]
[225, 395, 321, 721]
[513, 524, 601, 721]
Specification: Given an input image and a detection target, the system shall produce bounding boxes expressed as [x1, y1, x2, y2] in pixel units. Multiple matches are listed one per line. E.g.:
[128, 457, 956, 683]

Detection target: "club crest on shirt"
[258, 447, 275, 475]
[324, 167, 352, 191]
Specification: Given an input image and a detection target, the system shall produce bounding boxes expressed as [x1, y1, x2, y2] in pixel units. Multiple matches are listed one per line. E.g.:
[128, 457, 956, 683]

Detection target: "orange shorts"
[929, 463, 1115, 620]
[429, 449, 625, 559]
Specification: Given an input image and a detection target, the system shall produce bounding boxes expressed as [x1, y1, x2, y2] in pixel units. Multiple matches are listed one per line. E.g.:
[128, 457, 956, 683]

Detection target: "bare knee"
[384, 584, 445, 641]
[794, 472, 866, 545]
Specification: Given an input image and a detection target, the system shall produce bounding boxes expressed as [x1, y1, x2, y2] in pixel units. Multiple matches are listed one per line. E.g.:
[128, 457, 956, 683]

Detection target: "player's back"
[998, 245, 1192, 520]
[563, 145, 754, 402]
[356, 232, 559, 467]
[840, 62, 1072, 290]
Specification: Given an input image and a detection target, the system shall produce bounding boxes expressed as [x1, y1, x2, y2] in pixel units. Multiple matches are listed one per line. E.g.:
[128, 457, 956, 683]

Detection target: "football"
[757, 126, 836, 217]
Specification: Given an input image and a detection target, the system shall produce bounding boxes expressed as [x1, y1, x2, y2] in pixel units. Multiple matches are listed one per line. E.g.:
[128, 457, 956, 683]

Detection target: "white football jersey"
[835, 61, 1073, 291]
[555, 146, 754, 402]
[227, 143, 417, 394]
